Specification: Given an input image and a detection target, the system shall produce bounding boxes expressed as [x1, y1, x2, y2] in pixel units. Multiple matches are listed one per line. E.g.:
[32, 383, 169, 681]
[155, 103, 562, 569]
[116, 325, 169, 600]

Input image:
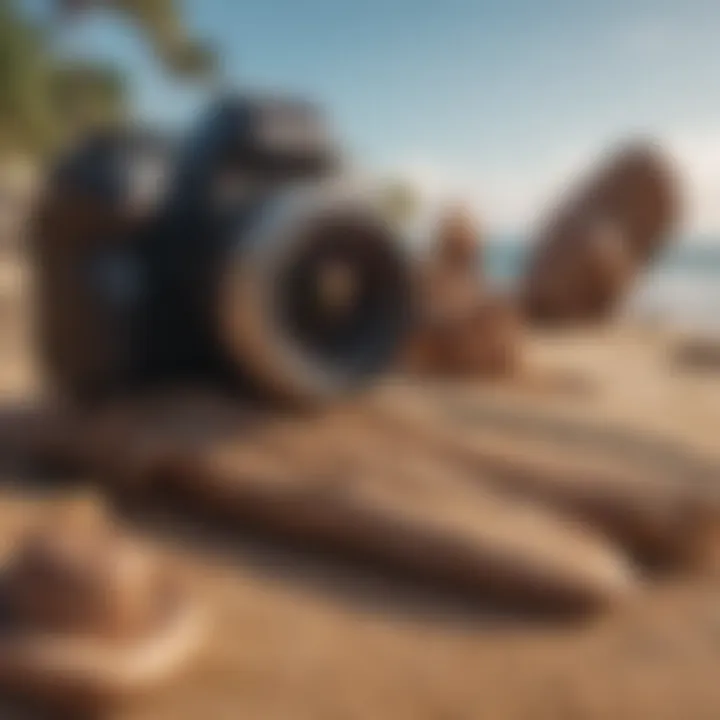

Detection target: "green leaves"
[0, 2, 59, 155]
[50, 60, 128, 131]
[0, 0, 216, 158]
[56, 0, 217, 79]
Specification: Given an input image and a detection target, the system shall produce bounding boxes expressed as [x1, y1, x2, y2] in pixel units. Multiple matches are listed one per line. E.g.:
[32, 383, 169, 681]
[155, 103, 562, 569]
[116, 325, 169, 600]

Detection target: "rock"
[523, 218, 635, 323]
[419, 203, 483, 319]
[431, 203, 482, 271]
[402, 205, 521, 378]
[402, 293, 522, 379]
[522, 142, 681, 324]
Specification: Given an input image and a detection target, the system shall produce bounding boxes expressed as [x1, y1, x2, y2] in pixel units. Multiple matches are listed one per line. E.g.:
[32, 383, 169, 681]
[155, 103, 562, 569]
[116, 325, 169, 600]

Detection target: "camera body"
[32, 95, 412, 405]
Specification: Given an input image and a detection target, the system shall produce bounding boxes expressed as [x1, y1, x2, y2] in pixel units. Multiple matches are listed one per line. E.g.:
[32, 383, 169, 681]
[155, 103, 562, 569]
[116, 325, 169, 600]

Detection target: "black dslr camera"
[31, 95, 412, 405]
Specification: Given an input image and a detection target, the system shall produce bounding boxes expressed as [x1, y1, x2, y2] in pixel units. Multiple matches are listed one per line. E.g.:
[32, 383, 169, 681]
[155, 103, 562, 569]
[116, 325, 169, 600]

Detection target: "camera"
[31, 95, 413, 406]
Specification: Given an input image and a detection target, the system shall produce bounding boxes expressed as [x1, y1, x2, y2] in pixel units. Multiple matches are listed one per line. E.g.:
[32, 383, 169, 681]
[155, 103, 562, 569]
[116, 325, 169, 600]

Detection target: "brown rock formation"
[402, 204, 520, 378]
[521, 142, 681, 324]
[402, 293, 522, 378]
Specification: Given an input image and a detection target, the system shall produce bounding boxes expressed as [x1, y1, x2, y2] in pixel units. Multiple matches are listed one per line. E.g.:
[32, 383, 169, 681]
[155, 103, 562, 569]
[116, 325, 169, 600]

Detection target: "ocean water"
[484, 239, 720, 331]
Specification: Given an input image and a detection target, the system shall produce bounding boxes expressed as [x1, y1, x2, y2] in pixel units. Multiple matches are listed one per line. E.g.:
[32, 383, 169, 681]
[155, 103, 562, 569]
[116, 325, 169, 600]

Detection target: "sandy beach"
[6, 0, 720, 716]
[0, 252, 719, 720]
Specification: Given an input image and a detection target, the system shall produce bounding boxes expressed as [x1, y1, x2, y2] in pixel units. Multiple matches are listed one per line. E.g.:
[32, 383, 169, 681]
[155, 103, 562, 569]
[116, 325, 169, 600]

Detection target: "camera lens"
[216, 187, 412, 405]
[276, 214, 406, 374]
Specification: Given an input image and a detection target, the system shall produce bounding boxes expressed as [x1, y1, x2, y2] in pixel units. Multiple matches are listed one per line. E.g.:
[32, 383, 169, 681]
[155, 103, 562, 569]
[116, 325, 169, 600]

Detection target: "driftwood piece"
[367, 386, 719, 567]
[0, 394, 634, 616]
[1, 385, 717, 571]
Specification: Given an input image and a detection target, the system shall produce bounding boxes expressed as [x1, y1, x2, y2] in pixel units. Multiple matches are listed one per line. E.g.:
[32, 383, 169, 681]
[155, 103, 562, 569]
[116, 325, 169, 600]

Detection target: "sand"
[1, 255, 720, 719]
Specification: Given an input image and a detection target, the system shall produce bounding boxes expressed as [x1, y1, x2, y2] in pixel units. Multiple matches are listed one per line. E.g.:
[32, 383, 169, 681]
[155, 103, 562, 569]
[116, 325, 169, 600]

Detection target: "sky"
[48, 0, 720, 238]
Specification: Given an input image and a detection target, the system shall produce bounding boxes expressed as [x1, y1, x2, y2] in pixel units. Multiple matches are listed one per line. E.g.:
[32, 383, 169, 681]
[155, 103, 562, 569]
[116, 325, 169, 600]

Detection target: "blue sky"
[49, 0, 720, 235]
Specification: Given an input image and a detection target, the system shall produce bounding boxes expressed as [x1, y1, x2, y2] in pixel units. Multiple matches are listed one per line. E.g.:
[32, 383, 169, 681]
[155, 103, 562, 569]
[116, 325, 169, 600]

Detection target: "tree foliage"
[50, 59, 128, 131]
[0, 2, 58, 156]
[56, 0, 216, 79]
[0, 0, 213, 158]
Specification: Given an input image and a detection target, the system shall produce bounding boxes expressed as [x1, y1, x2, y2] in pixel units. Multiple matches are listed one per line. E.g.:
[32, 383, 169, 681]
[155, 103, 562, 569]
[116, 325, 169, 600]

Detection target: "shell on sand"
[522, 142, 681, 324]
[0, 505, 205, 710]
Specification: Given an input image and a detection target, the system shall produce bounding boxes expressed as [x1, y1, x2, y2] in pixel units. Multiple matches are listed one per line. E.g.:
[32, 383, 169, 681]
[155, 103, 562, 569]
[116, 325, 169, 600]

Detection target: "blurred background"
[3, 0, 720, 328]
